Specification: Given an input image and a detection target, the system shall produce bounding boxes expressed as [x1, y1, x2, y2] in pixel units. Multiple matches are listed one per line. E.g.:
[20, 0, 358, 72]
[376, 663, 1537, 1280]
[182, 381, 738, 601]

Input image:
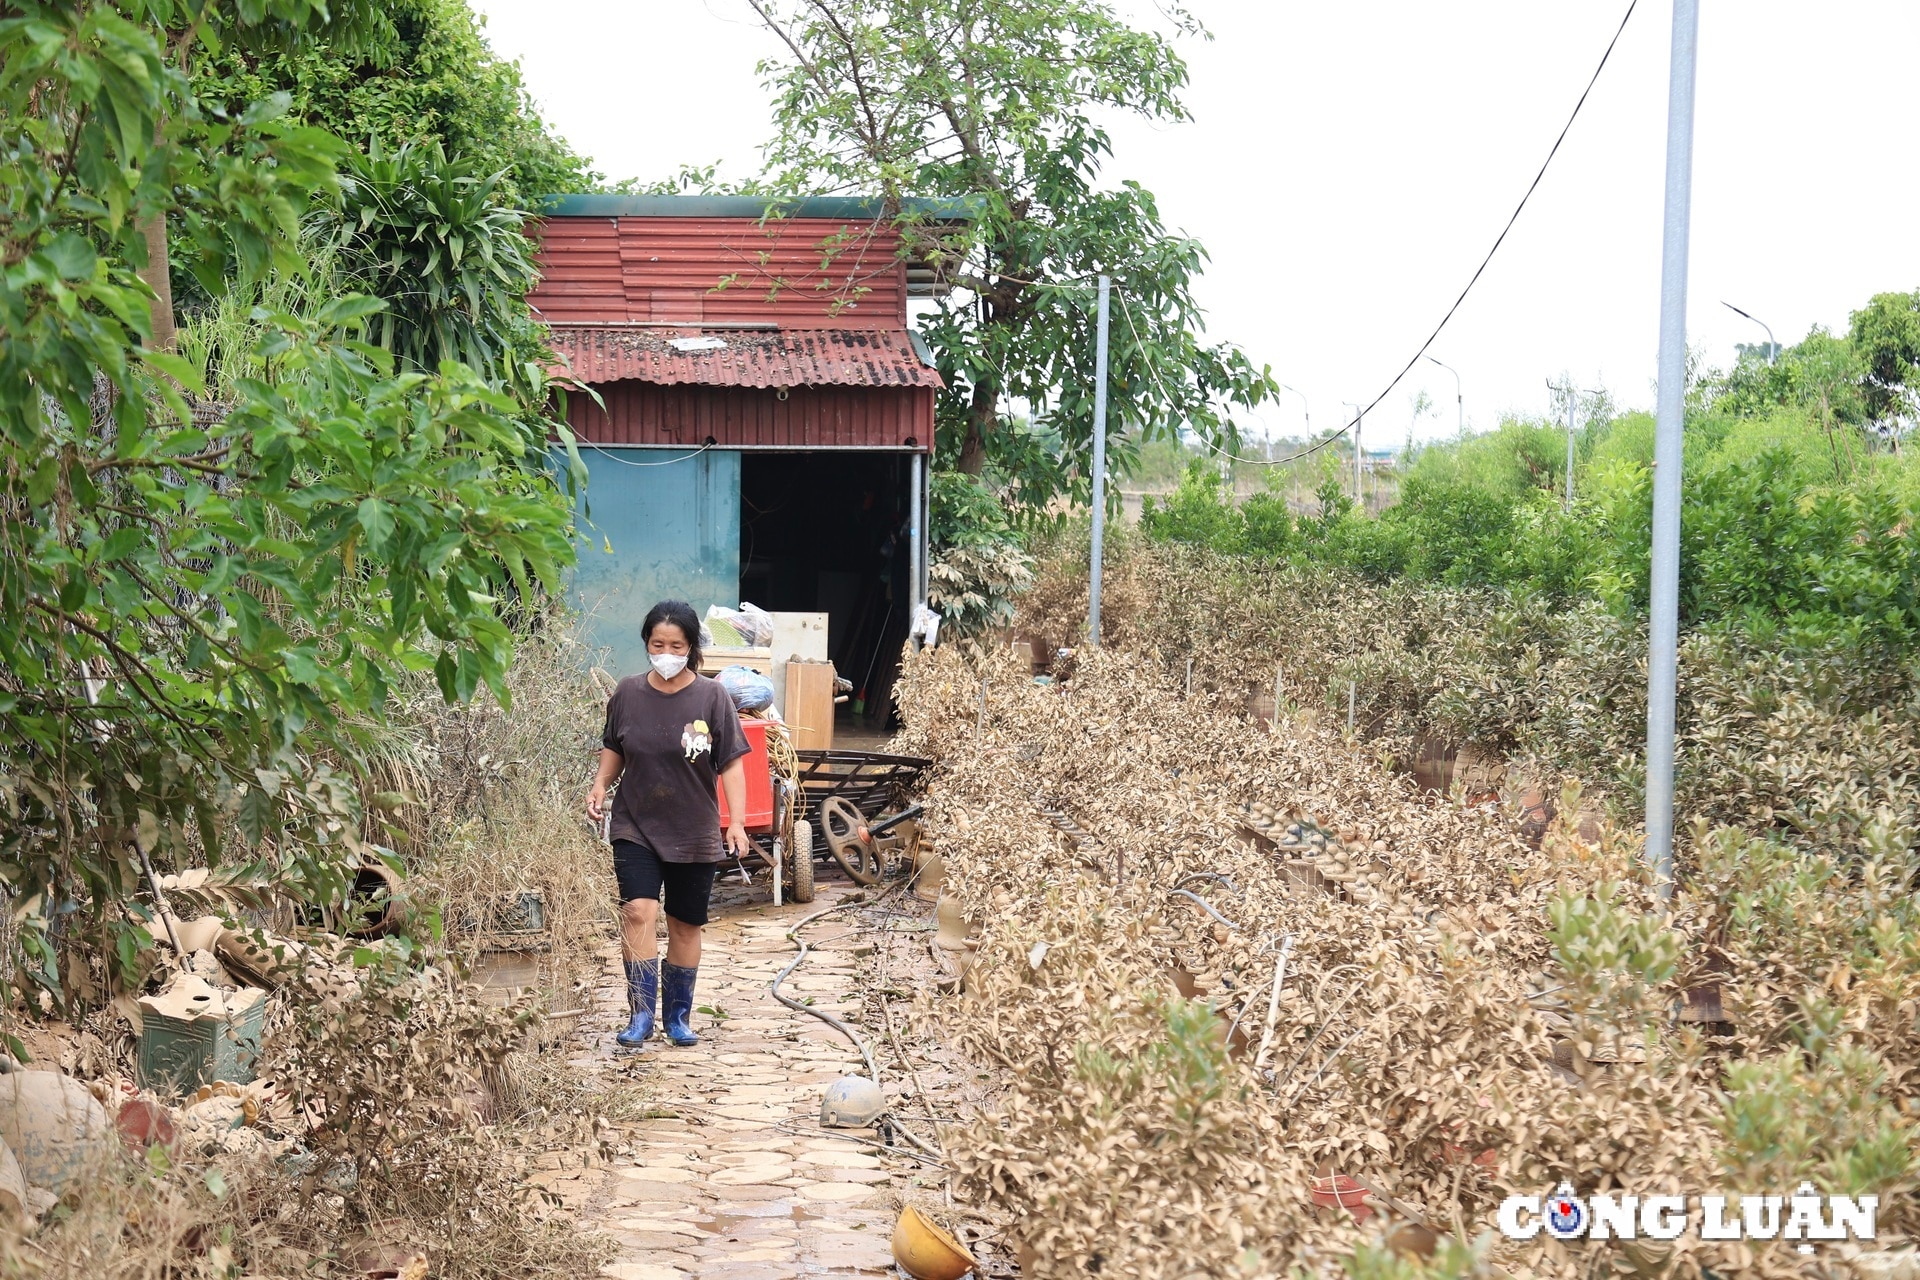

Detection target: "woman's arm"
[718, 756, 751, 857]
[586, 748, 623, 823]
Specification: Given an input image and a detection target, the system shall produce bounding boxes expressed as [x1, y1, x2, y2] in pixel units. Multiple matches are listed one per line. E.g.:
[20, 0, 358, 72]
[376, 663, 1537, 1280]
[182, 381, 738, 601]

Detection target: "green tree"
[191, 0, 596, 203]
[748, 0, 1276, 516]
[0, 0, 575, 1005]
[1848, 288, 1920, 433]
[320, 138, 554, 427]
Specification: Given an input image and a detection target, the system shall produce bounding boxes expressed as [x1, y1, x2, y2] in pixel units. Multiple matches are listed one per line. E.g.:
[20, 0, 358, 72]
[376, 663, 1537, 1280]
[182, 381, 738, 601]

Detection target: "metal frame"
[794, 749, 932, 816]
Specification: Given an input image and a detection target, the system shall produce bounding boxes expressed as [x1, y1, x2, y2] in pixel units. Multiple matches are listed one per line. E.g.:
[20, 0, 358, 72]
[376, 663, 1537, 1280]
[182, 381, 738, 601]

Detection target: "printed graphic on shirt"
[682, 719, 712, 762]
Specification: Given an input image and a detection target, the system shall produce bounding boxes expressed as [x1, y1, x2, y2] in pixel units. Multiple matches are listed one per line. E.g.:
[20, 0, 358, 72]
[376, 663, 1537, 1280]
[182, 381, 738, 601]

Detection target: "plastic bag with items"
[715, 665, 776, 713]
[702, 602, 775, 649]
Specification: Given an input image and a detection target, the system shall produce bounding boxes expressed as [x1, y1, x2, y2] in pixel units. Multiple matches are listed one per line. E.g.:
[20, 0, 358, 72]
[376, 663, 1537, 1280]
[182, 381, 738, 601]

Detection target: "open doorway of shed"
[739, 452, 914, 736]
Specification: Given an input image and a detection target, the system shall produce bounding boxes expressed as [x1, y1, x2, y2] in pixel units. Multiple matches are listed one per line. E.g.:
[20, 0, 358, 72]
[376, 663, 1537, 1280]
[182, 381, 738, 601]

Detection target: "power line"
[1123, 0, 1639, 469]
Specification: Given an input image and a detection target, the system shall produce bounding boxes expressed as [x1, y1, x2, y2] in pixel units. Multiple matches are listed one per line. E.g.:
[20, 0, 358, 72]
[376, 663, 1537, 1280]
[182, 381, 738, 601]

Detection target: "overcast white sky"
[472, 0, 1920, 446]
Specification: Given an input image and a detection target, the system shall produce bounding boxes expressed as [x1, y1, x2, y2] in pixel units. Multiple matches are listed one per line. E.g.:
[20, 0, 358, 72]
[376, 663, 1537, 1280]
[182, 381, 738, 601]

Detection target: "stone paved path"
[536, 880, 914, 1279]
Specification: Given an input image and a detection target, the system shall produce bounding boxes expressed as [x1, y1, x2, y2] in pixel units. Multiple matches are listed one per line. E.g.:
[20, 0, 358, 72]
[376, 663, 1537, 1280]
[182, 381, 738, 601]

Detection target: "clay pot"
[1439, 1142, 1499, 1169]
[1385, 1221, 1438, 1260]
[345, 860, 407, 938]
[1309, 1167, 1373, 1224]
[116, 1098, 178, 1152]
[933, 894, 977, 952]
[0, 1071, 112, 1193]
[909, 847, 945, 900]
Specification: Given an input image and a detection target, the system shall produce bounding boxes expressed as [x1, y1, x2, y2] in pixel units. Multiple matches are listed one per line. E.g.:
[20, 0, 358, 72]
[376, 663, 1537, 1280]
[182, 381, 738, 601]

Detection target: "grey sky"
[472, 0, 1920, 445]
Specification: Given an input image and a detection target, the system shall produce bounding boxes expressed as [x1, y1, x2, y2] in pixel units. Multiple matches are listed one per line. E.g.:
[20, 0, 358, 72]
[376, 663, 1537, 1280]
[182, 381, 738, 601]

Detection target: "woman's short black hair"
[642, 599, 703, 673]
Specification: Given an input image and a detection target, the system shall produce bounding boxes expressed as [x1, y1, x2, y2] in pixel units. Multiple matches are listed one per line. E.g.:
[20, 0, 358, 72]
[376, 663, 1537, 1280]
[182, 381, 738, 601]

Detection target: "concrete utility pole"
[1427, 356, 1463, 436]
[1088, 275, 1111, 650]
[1646, 0, 1701, 899]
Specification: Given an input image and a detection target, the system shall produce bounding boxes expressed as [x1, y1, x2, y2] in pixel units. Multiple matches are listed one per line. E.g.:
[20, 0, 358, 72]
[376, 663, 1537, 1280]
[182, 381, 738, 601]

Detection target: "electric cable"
[576, 440, 715, 468]
[1116, 0, 1640, 468]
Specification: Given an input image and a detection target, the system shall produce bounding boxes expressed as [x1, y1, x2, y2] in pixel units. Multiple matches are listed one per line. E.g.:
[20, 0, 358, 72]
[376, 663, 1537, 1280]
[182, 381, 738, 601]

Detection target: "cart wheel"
[820, 796, 882, 885]
[790, 820, 815, 903]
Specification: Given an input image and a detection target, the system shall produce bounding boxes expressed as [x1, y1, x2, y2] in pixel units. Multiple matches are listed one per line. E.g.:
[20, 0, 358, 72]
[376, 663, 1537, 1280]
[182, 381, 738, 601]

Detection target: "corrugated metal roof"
[567, 381, 933, 452]
[530, 215, 911, 328]
[538, 194, 979, 221]
[547, 327, 943, 391]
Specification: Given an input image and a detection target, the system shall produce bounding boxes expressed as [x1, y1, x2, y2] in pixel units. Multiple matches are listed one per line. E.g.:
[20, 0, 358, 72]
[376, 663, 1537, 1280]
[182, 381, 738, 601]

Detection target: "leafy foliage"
[751, 0, 1276, 517]
[927, 470, 1035, 638]
[190, 0, 597, 203]
[321, 138, 555, 423]
[1848, 288, 1920, 432]
[0, 0, 575, 1003]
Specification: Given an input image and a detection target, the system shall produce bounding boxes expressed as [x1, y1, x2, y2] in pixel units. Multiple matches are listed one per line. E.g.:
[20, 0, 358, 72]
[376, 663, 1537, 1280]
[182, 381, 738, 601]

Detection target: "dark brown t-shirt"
[601, 674, 752, 863]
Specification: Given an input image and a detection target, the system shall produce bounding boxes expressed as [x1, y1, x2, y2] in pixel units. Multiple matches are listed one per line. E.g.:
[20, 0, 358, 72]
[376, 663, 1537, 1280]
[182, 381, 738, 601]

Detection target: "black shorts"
[612, 841, 719, 927]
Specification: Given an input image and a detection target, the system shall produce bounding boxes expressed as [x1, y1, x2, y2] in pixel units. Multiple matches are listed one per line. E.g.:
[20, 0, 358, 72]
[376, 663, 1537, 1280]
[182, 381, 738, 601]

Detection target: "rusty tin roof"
[546, 327, 943, 391]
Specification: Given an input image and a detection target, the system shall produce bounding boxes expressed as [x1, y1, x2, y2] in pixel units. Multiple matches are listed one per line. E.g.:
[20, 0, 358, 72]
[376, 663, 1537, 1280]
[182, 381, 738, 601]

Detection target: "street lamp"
[1278, 383, 1310, 437]
[1342, 401, 1363, 509]
[1426, 356, 1463, 435]
[1276, 385, 1310, 508]
[1549, 379, 1607, 508]
[1722, 301, 1776, 365]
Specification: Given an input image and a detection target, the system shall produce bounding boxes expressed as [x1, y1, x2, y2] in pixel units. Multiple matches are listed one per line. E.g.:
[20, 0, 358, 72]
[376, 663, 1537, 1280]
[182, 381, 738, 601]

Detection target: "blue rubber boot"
[661, 961, 700, 1047]
[616, 957, 658, 1048]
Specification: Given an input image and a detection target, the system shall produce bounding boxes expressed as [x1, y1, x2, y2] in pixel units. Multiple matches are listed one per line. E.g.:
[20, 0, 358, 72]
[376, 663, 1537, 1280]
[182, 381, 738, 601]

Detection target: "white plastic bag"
[909, 604, 941, 649]
[735, 602, 775, 648]
[704, 603, 775, 649]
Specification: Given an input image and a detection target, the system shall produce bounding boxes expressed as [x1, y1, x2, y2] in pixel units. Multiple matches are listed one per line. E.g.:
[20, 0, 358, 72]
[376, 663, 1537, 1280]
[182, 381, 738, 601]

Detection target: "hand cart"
[793, 748, 932, 886]
[717, 736, 934, 900]
[716, 717, 814, 903]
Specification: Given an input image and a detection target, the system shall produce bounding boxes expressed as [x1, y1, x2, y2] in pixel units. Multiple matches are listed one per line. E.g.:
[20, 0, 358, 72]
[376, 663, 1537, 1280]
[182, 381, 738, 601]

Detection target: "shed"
[532, 195, 965, 731]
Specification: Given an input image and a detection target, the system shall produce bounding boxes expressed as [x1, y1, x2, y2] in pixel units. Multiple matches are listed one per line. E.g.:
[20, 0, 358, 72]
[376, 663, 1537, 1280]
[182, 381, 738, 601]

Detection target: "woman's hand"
[588, 748, 622, 826]
[724, 822, 753, 860]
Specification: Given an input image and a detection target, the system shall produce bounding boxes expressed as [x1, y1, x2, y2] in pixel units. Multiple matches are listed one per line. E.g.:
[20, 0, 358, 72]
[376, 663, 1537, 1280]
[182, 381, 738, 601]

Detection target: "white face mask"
[649, 652, 688, 680]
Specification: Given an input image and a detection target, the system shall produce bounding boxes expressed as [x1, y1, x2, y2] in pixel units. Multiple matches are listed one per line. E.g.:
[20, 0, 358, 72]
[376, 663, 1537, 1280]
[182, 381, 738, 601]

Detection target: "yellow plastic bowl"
[892, 1205, 976, 1280]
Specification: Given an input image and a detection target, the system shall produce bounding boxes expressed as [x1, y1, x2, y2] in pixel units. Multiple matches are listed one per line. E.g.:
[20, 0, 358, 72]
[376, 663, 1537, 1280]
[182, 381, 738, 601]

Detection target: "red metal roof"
[547, 327, 942, 391]
[530, 216, 909, 329]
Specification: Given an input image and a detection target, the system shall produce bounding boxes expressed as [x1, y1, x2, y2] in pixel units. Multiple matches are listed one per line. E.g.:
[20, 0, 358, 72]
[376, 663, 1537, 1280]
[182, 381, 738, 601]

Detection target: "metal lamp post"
[1279, 384, 1310, 507]
[1722, 301, 1777, 365]
[1646, 0, 1701, 899]
[1550, 378, 1605, 509]
[1426, 356, 1463, 436]
[1279, 383, 1311, 437]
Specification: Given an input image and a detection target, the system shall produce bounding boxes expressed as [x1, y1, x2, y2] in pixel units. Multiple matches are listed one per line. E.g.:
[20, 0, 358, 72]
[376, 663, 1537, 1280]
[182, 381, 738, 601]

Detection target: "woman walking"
[586, 601, 753, 1048]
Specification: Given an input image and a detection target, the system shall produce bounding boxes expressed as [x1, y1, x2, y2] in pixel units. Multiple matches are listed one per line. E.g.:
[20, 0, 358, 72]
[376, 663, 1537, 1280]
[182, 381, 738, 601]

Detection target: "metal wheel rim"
[820, 796, 880, 885]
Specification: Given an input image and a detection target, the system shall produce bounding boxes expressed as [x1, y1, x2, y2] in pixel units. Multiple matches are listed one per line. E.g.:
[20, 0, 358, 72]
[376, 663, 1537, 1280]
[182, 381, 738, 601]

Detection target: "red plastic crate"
[716, 716, 774, 830]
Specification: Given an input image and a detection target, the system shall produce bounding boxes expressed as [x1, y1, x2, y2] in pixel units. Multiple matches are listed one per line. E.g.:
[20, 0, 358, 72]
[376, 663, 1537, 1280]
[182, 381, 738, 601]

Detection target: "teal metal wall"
[557, 446, 741, 678]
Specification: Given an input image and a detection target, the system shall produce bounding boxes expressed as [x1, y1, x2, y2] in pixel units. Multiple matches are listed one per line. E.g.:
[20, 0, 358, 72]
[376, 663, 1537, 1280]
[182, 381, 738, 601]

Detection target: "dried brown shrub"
[1018, 534, 1920, 866]
[895, 627, 1919, 1279]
